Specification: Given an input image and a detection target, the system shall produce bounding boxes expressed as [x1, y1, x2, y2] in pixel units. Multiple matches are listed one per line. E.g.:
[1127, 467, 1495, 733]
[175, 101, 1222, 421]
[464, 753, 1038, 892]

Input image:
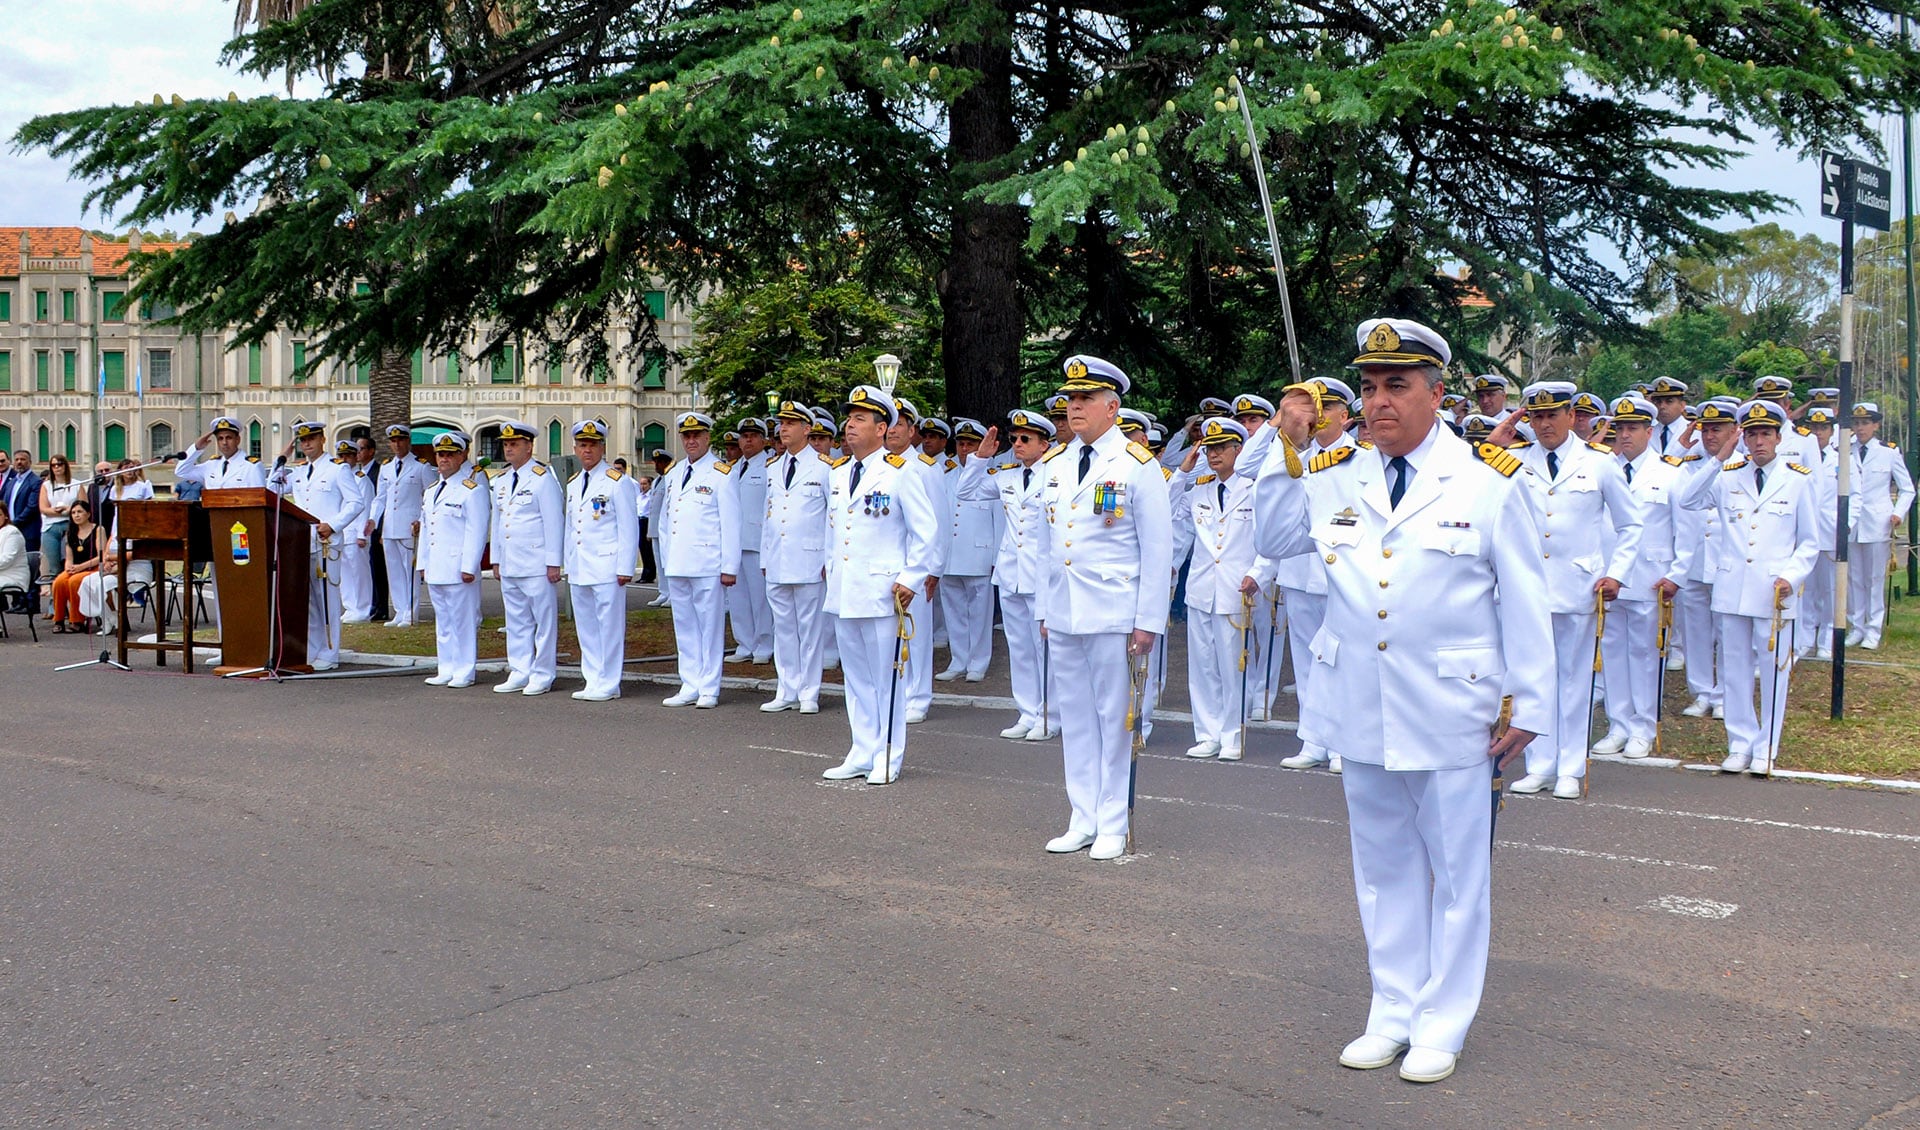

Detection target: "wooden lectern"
[113, 500, 213, 671]
[201, 488, 316, 674]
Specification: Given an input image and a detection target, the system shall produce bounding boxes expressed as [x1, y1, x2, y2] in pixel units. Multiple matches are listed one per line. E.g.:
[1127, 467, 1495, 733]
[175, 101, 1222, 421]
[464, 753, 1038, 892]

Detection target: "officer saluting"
[174, 416, 265, 490]
[820, 384, 939, 784]
[417, 431, 490, 688]
[564, 419, 639, 701]
[761, 400, 834, 714]
[1034, 356, 1173, 862]
[956, 409, 1057, 741]
[490, 420, 565, 695]
[1255, 318, 1552, 1084]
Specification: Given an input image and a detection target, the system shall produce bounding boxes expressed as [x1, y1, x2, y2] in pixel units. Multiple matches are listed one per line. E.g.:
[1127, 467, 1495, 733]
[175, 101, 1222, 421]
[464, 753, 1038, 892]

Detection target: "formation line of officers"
[181, 312, 1910, 1086]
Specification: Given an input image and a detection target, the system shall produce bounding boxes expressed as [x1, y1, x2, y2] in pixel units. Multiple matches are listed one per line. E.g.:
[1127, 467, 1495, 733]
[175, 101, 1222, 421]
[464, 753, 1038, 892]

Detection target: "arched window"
[546, 419, 563, 459]
[62, 424, 76, 462]
[104, 423, 127, 462]
[149, 422, 174, 459]
[248, 420, 263, 459]
[0, 424, 11, 456]
[641, 422, 666, 458]
[37, 425, 50, 463]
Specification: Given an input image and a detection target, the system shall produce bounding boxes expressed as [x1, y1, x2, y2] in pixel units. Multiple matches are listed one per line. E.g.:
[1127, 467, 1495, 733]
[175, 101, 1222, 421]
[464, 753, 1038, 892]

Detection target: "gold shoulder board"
[1309, 446, 1358, 474]
[1356, 439, 1375, 450]
[885, 452, 907, 468]
[1127, 441, 1154, 464]
[1040, 444, 1067, 463]
[919, 452, 936, 465]
[1587, 440, 1613, 453]
[1788, 462, 1811, 475]
[1661, 455, 1684, 466]
[531, 462, 548, 476]
[1723, 458, 1748, 472]
[606, 467, 626, 480]
[462, 477, 478, 489]
[1506, 440, 1534, 450]
[1472, 442, 1521, 477]
[1194, 473, 1216, 485]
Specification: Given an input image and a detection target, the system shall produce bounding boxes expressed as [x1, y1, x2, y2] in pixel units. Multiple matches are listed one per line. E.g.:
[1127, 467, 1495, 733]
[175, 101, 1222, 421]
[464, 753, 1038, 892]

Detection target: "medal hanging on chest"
[1095, 480, 1126, 526]
[863, 490, 891, 517]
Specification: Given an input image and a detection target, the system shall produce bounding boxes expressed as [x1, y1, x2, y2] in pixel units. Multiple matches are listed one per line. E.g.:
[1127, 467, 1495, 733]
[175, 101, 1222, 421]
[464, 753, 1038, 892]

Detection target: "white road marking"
[1643, 895, 1738, 919]
[1503, 843, 1716, 872]
[1590, 801, 1920, 845]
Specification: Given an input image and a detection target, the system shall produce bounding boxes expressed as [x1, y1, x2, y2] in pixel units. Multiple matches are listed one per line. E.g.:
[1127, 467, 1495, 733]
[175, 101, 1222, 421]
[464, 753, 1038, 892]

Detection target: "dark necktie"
[220, 457, 229, 478]
[1547, 450, 1560, 480]
[1755, 466, 1765, 495]
[849, 458, 864, 497]
[1660, 424, 1671, 452]
[784, 456, 796, 489]
[510, 469, 519, 497]
[1217, 481, 1227, 510]
[1078, 444, 1094, 484]
[1022, 467, 1032, 491]
[580, 469, 591, 501]
[434, 479, 446, 503]
[682, 462, 693, 487]
[1624, 461, 1634, 485]
[1388, 455, 1410, 509]
[307, 463, 315, 481]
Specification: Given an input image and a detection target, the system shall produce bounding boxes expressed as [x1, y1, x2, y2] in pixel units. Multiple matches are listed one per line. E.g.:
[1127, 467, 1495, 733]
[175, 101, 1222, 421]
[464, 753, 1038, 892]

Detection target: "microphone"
[273, 454, 289, 469]
[171, 450, 190, 462]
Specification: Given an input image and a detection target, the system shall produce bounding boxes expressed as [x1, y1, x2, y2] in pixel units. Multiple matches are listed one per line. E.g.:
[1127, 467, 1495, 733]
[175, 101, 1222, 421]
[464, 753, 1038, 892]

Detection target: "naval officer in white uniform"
[1178, 417, 1273, 762]
[955, 409, 1056, 740]
[174, 416, 266, 490]
[1844, 401, 1915, 649]
[417, 431, 490, 687]
[1593, 395, 1684, 759]
[727, 416, 775, 663]
[564, 419, 640, 701]
[1255, 317, 1552, 1084]
[270, 419, 365, 671]
[761, 401, 833, 714]
[820, 385, 939, 784]
[1033, 356, 1173, 861]
[371, 424, 434, 627]
[490, 419, 565, 695]
[659, 411, 740, 707]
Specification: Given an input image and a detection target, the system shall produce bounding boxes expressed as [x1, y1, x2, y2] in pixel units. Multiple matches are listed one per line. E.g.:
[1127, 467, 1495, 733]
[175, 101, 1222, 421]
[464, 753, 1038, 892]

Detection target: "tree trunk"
[368, 347, 413, 433]
[940, 12, 1025, 421]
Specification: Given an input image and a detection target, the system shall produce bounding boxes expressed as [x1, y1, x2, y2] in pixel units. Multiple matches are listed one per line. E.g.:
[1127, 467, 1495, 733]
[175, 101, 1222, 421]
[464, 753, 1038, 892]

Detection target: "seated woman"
[0, 508, 30, 609]
[51, 500, 102, 632]
[80, 459, 157, 635]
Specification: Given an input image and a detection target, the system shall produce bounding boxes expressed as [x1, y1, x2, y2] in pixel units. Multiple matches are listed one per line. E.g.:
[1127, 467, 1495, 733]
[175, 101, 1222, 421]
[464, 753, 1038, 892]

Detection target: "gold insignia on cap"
[1206, 420, 1223, 437]
[1366, 323, 1402, 354]
[1066, 359, 1088, 380]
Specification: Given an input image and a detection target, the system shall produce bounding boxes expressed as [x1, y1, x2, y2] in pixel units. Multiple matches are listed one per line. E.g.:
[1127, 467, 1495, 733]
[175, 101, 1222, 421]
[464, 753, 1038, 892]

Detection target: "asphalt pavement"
[2, 634, 1917, 1128]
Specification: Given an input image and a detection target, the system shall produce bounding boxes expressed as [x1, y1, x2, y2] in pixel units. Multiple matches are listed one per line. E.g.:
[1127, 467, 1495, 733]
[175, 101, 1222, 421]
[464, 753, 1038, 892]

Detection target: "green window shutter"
[103, 351, 125, 391]
[60, 290, 76, 321]
[547, 359, 563, 384]
[591, 360, 609, 384]
[292, 341, 307, 383]
[102, 292, 126, 322]
[0, 290, 11, 321]
[63, 425, 76, 462]
[104, 424, 127, 462]
[248, 421, 262, 459]
[34, 291, 49, 322]
[37, 426, 49, 462]
[547, 420, 562, 457]
[0, 424, 9, 454]
[35, 351, 49, 391]
[490, 344, 517, 384]
[248, 343, 262, 385]
[410, 349, 423, 385]
[0, 351, 10, 391]
[642, 352, 665, 389]
[446, 355, 460, 384]
[642, 422, 666, 456]
[356, 282, 371, 295]
[356, 358, 370, 385]
[644, 290, 666, 318]
[62, 350, 77, 391]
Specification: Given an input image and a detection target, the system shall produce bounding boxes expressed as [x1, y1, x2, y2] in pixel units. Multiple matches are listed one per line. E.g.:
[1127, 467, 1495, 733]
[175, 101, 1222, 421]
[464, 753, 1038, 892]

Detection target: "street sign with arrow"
[1819, 150, 1893, 231]
[1821, 151, 1848, 220]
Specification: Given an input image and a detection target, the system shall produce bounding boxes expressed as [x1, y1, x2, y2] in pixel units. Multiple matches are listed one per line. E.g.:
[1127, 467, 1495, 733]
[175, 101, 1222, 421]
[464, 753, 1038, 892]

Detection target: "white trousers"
[1799, 552, 1836, 654]
[939, 574, 994, 677]
[382, 537, 419, 622]
[570, 582, 627, 696]
[1341, 758, 1493, 1055]
[820, 608, 839, 666]
[766, 579, 826, 706]
[1847, 537, 1892, 636]
[1719, 613, 1792, 762]
[1245, 587, 1276, 714]
[727, 550, 772, 656]
[999, 589, 1045, 730]
[906, 585, 933, 713]
[1049, 631, 1134, 838]
[1674, 580, 1719, 702]
[1525, 610, 1599, 780]
[428, 579, 480, 682]
[501, 574, 559, 689]
[667, 575, 725, 698]
[339, 537, 373, 619]
[837, 614, 907, 777]
[1186, 607, 1250, 756]
[1281, 588, 1328, 755]
[309, 551, 342, 667]
[1600, 599, 1660, 743]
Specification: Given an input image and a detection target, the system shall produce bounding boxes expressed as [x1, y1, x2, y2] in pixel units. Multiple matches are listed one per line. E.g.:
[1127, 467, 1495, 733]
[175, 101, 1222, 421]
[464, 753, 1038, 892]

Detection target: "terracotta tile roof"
[0, 226, 188, 279]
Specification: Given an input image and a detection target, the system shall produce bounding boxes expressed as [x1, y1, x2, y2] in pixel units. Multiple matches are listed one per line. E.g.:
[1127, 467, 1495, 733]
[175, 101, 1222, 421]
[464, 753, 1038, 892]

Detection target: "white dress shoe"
[934, 668, 963, 682]
[340, 614, 369, 624]
[1088, 834, 1127, 861]
[1681, 695, 1712, 717]
[1720, 751, 1751, 773]
[1623, 737, 1654, 759]
[1338, 1034, 1408, 1070]
[761, 698, 799, 713]
[1399, 1046, 1457, 1083]
[822, 760, 867, 781]
[494, 678, 529, 694]
[1045, 830, 1096, 853]
[821, 656, 840, 670]
[1024, 725, 1051, 741]
[446, 679, 474, 689]
[1845, 628, 1865, 647]
[661, 689, 699, 707]
[1000, 722, 1035, 739]
[864, 764, 901, 785]
[1748, 758, 1773, 776]
[311, 660, 339, 672]
[383, 618, 410, 628]
[521, 682, 552, 696]
[1665, 652, 1686, 671]
[424, 674, 452, 686]
[1864, 633, 1883, 650]
[1247, 705, 1270, 721]
[1328, 755, 1343, 774]
[1282, 683, 1297, 695]
[905, 709, 927, 724]
[1280, 750, 1329, 769]
[1552, 776, 1583, 800]
[1711, 703, 1724, 719]
[695, 695, 719, 708]
[1509, 773, 1553, 794]
[1590, 730, 1628, 755]
[1185, 740, 1221, 759]
[799, 701, 820, 715]
[1217, 747, 1243, 762]
[728, 647, 752, 662]
[752, 653, 773, 665]
[1814, 644, 1834, 660]
[571, 689, 618, 702]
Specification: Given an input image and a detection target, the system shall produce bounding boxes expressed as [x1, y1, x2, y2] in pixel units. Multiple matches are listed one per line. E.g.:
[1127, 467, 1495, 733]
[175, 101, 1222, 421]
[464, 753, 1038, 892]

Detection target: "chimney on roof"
[17, 231, 27, 273]
[80, 232, 94, 274]
[128, 230, 142, 253]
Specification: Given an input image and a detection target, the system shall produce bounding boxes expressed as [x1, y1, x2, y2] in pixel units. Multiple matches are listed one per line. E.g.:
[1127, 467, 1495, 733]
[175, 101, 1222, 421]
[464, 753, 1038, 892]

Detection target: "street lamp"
[765, 389, 781, 415]
[872, 353, 901, 395]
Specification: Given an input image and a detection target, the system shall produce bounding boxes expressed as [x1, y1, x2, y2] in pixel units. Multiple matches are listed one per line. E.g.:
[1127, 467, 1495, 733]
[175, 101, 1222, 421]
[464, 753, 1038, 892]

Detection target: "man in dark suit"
[4, 451, 43, 608]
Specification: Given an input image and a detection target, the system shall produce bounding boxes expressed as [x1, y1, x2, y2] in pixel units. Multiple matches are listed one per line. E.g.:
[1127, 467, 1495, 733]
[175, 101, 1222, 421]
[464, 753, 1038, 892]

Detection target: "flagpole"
[1904, 12, 1919, 596]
